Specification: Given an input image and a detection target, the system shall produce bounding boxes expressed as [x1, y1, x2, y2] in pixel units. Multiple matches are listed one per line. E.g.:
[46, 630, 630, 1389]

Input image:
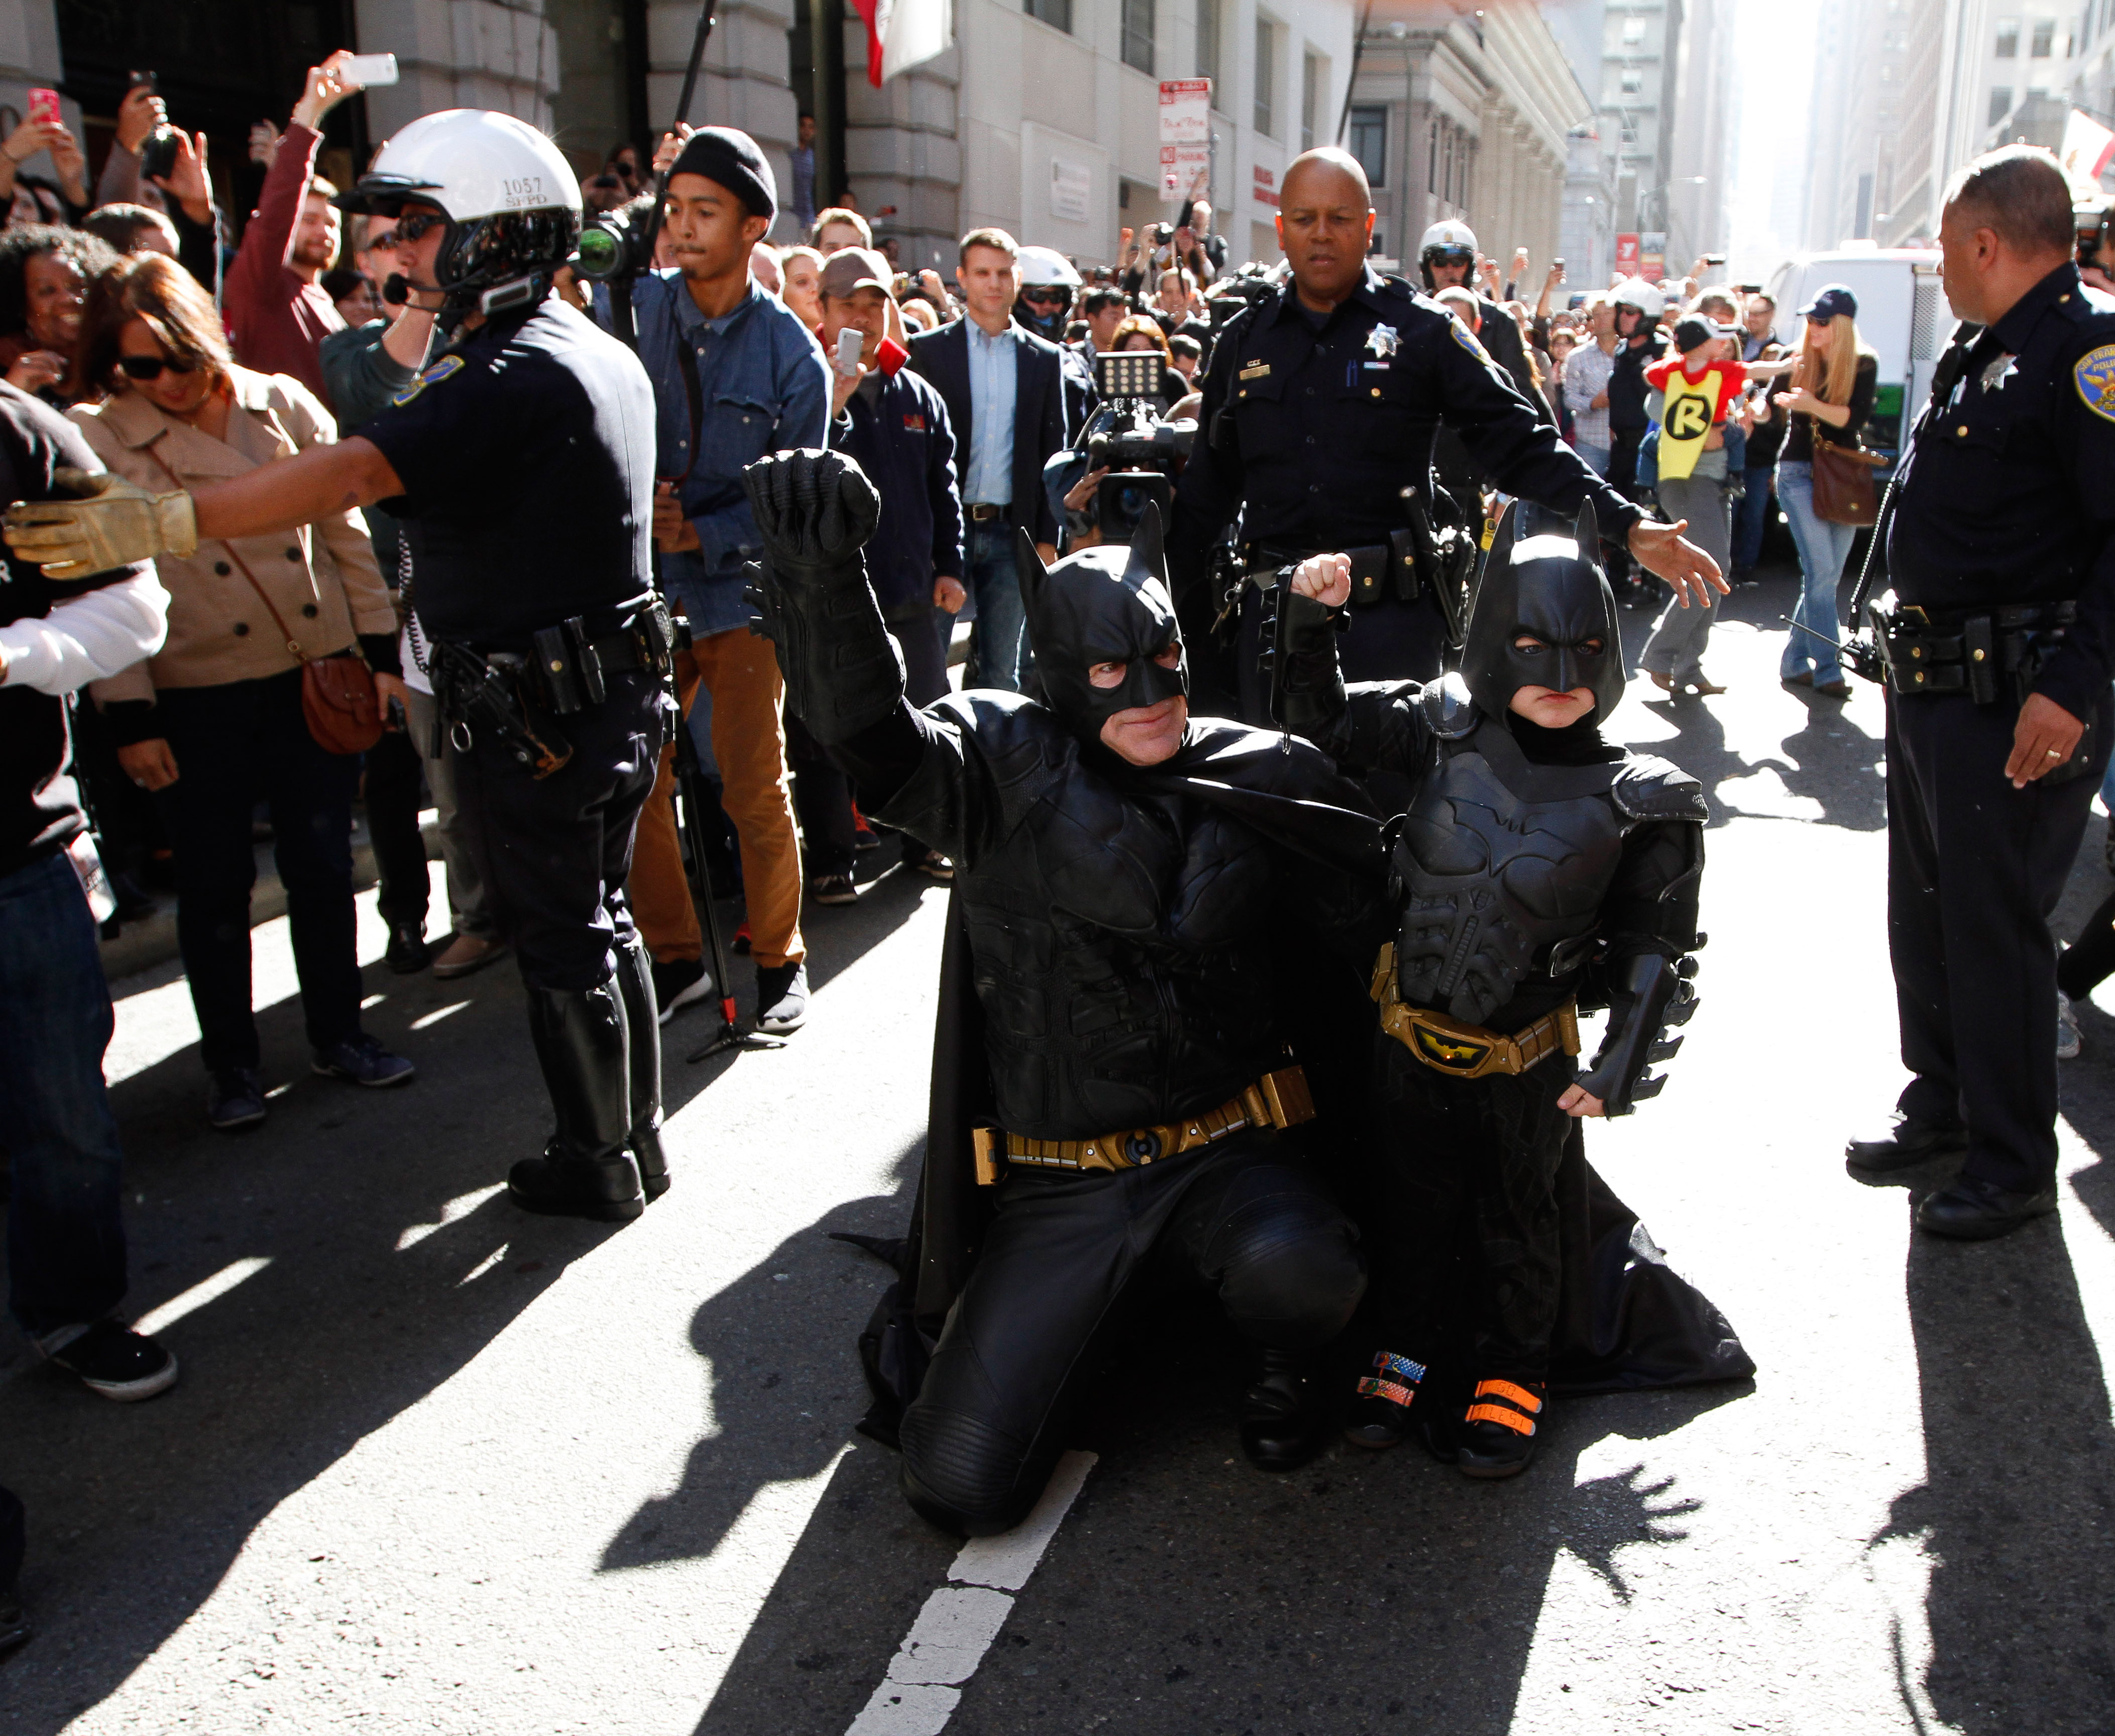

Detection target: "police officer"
[1415, 218, 1539, 406]
[1170, 148, 1721, 712]
[6, 110, 675, 1227]
[1844, 146, 2115, 1240]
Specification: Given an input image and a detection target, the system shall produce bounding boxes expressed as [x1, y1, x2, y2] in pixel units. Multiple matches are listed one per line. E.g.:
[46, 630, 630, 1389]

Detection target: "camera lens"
[574, 223, 625, 280]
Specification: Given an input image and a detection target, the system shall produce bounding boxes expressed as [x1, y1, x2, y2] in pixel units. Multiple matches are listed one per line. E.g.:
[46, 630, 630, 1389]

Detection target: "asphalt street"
[7, 566, 2115, 1734]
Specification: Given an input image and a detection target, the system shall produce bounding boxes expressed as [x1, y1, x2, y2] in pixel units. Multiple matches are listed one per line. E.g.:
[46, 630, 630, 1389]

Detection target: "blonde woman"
[72, 253, 412, 1131]
[1767, 284, 1878, 696]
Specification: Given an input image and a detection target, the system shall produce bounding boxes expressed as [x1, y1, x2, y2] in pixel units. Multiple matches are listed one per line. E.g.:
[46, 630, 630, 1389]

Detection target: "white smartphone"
[834, 325, 865, 377]
[343, 52, 399, 88]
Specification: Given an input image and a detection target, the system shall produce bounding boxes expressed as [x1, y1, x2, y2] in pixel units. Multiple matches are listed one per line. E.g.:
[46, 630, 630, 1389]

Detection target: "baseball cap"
[820, 247, 893, 300]
[1673, 313, 1723, 354]
[1798, 283, 1858, 322]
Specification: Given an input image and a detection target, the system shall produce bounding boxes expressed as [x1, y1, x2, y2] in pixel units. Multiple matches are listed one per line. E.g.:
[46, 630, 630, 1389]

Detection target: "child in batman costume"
[1279, 499, 1752, 1478]
[741, 449, 1394, 1536]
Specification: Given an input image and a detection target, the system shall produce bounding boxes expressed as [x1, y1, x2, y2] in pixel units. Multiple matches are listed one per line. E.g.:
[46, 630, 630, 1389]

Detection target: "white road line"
[845, 1450, 1097, 1736]
[132, 1257, 273, 1337]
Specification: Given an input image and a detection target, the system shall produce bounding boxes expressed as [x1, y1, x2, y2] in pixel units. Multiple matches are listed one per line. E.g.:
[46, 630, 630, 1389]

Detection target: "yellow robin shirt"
[1646, 356, 1744, 482]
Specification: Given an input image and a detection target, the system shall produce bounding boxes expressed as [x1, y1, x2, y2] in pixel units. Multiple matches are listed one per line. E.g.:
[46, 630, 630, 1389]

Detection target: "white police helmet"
[1610, 276, 1666, 319]
[1017, 245, 1082, 288]
[347, 110, 582, 323]
[1418, 219, 1479, 257]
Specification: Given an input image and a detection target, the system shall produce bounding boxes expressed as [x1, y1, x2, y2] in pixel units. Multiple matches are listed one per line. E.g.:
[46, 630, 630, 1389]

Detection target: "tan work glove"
[4, 468, 198, 580]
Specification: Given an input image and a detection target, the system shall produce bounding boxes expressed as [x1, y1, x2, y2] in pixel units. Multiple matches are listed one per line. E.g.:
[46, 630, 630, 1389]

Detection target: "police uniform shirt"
[362, 296, 657, 647]
[1885, 261, 2115, 722]
[1173, 266, 1639, 569]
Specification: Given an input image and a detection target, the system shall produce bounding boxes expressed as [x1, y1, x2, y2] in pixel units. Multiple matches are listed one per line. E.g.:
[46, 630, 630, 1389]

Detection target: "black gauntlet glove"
[1573, 951, 1699, 1116]
[1270, 588, 1349, 742]
[741, 449, 902, 743]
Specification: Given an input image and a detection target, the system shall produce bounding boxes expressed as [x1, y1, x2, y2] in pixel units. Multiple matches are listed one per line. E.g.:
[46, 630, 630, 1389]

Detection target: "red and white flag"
[2061, 107, 2115, 184]
[851, 0, 951, 87]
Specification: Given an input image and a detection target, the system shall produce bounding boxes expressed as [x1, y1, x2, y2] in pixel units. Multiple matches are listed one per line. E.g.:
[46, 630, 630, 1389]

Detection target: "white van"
[1761, 246, 1957, 455]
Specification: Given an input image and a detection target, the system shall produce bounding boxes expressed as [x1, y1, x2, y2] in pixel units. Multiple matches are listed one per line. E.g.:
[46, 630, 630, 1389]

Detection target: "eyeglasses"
[392, 209, 447, 244]
[1020, 288, 1069, 306]
[1428, 248, 1475, 268]
[364, 229, 397, 251]
[117, 354, 197, 381]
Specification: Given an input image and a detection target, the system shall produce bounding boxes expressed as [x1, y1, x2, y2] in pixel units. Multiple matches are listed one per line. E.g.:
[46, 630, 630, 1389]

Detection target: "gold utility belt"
[973, 1065, 1316, 1184]
[1370, 942, 1578, 1080]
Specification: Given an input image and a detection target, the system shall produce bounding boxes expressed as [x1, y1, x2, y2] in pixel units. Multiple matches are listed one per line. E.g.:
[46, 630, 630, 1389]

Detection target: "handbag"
[1810, 431, 1888, 527]
[142, 435, 382, 755]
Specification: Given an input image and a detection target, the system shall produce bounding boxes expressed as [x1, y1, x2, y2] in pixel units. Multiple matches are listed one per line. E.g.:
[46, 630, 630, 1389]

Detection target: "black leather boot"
[508, 980, 644, 1223]
[1456, 1378, 1546, 1480]
[613, 933, 669, 1200]
[1344, 1349, 1425, 1450]
[1845, 1115, 1967, 1172]
[1240, 1346, 1332, 1472]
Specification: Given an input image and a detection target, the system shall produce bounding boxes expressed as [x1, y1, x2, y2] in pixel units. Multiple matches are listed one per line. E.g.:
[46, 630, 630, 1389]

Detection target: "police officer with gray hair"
[1844, 145, 2115, 1239]
[6, 110, 677, 1228]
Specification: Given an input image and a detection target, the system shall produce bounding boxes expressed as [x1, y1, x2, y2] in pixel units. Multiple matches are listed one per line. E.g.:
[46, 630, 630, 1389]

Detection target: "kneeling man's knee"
[1217, 1193, 1365, 1346]
[899, 1403, 1042, 1537]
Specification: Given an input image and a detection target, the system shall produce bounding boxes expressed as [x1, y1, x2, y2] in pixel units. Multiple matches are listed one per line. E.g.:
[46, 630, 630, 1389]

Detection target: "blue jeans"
[1731, 464, 1775, 572]
[0, 849, 128, 1342]
[965, 519, 1029, 692]
[1777, 461, 1860, 685]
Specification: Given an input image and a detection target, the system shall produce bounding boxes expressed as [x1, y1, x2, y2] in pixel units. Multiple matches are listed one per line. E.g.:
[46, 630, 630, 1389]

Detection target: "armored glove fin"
[1574, 950, 1698, 1116]
[1271, 588, 1348, 742]
[741, 449, 901, 743]
[4, 468, 197, 580]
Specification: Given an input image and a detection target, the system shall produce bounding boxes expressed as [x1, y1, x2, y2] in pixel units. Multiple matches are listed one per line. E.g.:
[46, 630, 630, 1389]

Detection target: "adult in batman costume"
[1277, 499, 1752, 1478]
[742, 448, 1392, 1536]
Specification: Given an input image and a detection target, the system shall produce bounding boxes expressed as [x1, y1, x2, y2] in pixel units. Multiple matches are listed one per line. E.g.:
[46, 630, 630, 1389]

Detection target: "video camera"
[1206, 262, 1280, 328]
[1082, 351, 1195, 539]
[573, 195, 658, 282]
[2078, 198, 2113, 281]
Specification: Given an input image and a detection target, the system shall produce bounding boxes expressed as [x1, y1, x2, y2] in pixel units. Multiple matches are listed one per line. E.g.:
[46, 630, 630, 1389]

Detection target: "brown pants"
[627, 625, 806, 971]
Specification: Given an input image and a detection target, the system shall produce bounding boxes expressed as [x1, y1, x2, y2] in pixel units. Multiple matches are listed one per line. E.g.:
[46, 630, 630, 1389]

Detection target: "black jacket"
[906, 318, 1069, 545]
[829, 369, 965, 617]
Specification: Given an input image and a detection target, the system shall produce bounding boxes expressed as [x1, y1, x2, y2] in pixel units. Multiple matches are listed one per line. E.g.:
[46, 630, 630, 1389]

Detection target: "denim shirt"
[963, 319, 1018, 505]
[594, 272, 830, 636]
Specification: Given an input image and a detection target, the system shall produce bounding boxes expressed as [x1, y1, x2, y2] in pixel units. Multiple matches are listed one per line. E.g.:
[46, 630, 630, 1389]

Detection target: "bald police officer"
[1845, 147, 2115, 1239]
[7, 111, 675, 1227]
[1171, 147, 1721, 714]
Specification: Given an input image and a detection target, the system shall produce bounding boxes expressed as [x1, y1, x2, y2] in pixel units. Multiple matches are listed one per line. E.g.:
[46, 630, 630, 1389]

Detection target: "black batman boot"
[1240, 1346, 1332, 1471]
[508, 979, 644, 1223]
[612, 933, 669, 1200]
[1344, 1349, 1426, 1450]
[1455, 1378, 1546, 1480]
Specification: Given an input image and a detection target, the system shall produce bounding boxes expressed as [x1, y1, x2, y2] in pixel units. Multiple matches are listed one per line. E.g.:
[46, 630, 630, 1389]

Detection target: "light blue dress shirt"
[964, 319, 1019, 506]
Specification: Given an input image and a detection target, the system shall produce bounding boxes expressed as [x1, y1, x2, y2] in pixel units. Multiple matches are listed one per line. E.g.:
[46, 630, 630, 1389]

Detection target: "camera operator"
[795, 246, 962, 896]
[594, 125, 825, 1034]
[1175, 197, 1227, 287]
[0, 379, 175, 1400]
[1170, 148, 1721, 713]
[8, 110, 678, 1226]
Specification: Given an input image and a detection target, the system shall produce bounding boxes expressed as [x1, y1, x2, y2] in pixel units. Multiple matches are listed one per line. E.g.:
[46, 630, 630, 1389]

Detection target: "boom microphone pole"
[607, 1, 719, 351]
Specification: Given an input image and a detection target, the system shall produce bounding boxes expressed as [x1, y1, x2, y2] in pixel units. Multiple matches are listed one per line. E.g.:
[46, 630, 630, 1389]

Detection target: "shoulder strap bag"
[141, 432, 382, 755]
[1809, 427, 1888, 526]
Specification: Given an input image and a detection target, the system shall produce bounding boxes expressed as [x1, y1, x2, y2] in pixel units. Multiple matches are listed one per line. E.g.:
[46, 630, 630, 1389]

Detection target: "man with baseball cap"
[598, 123, 830, 1036]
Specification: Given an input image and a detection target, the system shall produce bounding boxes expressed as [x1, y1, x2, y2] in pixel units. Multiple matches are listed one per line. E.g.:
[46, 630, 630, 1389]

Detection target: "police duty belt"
[1246, 534, 1422, 608]
[972, 1065, 1317, 1182]
[1866, 591, 2075, 705]
[1370, 942, 1580, 1080]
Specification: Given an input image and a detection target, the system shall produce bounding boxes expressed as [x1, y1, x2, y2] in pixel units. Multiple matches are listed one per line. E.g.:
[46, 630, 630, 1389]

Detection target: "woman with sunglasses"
[70, 252, 414, 1131]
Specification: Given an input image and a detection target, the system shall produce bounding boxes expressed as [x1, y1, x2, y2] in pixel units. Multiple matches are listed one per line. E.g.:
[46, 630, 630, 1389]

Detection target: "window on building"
[1301, 50, 1319, 150]
[1122, 0, 1154, 72]
[1351, 104, 1387, 186]
[1198, 0, 1221, 99]
[1427, 119, 1438, 193]
[2032, 17, 2055, 52]
[1988, 83, 2015, 122]
[1995, 17, 2020, 53]
[1620, 67, 1643, 93]
[1621, 14, 1646, 43]
[1254, 16, 1277, 137]
[1025, 0, 1071, 32]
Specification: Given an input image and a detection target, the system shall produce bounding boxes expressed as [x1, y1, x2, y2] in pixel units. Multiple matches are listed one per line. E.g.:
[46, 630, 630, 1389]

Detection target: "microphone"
[382, 272, 410, 307]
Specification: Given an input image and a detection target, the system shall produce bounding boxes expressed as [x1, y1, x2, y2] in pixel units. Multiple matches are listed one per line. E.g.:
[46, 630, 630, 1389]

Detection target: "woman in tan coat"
[74, 253, 414, 1130]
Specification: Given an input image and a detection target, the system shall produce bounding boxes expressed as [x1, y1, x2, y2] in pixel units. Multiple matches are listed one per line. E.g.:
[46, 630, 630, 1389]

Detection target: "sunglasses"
[1429, 248, 1476, 268]
[1021, 288, 1069, 306]
[392, 209, 448, 244]
[117, 354, 197, 381]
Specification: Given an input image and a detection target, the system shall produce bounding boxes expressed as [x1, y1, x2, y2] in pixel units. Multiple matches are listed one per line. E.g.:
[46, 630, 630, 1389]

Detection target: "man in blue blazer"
[907, 228, 1069, 691]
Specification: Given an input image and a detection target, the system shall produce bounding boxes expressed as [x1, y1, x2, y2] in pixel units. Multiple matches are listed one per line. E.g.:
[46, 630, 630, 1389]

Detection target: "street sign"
[1615, 232, 1640, 277]
[1159, 78, 1211, 197]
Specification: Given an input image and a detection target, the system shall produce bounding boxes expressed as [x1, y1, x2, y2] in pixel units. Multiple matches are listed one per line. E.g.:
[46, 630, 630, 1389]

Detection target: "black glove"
[1271, 586, 1347, 740]
[1573, 951, 1698, 1116]
[740, 450, 900, 743]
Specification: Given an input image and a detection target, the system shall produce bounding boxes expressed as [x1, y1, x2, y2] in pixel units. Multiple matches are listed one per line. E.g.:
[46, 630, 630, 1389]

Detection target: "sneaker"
[206, 1066, 267, 1132]
[2059, 990, 2083, 1060]
[42, 1319, 179, 1402]
[312, 1034, 416, 1088]
[385, 924, 430, 974]
[912, 848, 954, 883]
[430, 932, 510, 980]
[651, 956, 714, 1025]
[732, 920, 752, 956]
[756, 960, 809, 1033]
[810, 872, 859, 906]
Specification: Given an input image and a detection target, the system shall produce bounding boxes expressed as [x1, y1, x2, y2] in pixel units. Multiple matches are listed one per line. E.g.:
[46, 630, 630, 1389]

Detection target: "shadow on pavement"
[0, 866, 931, 1731]
[689, 1267, 1748, 1736]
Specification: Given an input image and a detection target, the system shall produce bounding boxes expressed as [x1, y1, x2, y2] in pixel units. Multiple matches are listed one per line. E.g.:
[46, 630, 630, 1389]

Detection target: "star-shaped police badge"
[1366, 323, 1399, 359]
[1980, 352, 2018, 393]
